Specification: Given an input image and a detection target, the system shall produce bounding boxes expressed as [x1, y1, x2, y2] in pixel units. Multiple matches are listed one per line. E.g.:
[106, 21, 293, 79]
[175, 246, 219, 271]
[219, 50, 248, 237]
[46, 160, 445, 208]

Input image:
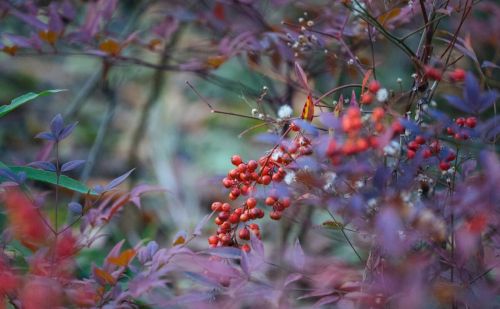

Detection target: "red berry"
[239, 228, 250, 240]
[423, 149, 432, 159]
[229, 213, 239, 224]
[208, 235, 219, 245]
[218, 211, 229, 221]
[408, 141, 419, 151]
[241, 244, 251, 252]
[372, 107, 385, 122]
[214, 217, 223, 225]
[265, 196, 276, 206]
[269, 210, 282, 220]
[222, 177, 233, 188]
[439, 161, 451, 171]
[220, 234, 231, 245]
[430, 141, 440, 153]
[249, 223, 260, 230]
[368, 80, 381, 94]
[261, 175, 271, 185]
[450, 68, 465, 82]
[415, 135, 426, 145]
[465, 117, 477, 128]
[237, 163, 247, 173]
[272, 173, 283, 182]
[360, 93, 373, 105]
[220, 221, 231, 231]
[246, 198, 257, 209]
[446, 152, 456, 162]
[247, 160, 258, 171]
[281, 197, 291, 208]
[424, 66, 442, 81]
[446, 127, 454, 135]
[231, 155, 242, 166]
[407, 150, 416, 159]
[455, 117, 465, 126]
[392, 121, 405, 135]
[211, 202, 222, 211]
[239, 213, 249, 222]
[221, 203, 231, 212]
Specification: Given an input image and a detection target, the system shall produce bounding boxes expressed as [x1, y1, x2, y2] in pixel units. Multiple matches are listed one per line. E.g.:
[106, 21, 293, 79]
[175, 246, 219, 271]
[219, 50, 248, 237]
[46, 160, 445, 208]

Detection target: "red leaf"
[94, 267, 116, 285]
[107, 249, 136, 267]
[361, 69, 372, 94]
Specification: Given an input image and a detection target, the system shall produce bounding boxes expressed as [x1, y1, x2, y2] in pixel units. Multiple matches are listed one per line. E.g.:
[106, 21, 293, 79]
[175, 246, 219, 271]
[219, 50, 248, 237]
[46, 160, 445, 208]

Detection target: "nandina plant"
[0, 0, 499, 308]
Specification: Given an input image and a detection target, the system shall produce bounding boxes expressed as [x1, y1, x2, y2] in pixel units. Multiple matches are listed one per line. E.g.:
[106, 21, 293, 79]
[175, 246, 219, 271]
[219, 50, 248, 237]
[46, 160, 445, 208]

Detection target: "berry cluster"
[209, 135, 312, 251]
[360, 80, 381, 105]
[445, 116, 477, 141]
[405, 136, 457, 171]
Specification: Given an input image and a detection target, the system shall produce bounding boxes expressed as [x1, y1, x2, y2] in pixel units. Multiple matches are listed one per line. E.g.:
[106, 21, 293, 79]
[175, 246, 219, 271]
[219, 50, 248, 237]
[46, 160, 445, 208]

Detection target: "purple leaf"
[61, 160, 85, 172]
[444, 95, 472, 113]
[104, 169, 135, 191]
[294, 61, 309, 90]
[35, 131, 56, 141]
[50, 114, 64, 137]
[349, 90, 358, 107]
[313, 295, 340, 307]
[28, 161, 56, 172]
[48, 3, 63, 33]
[240, 250, 250, 276]
[59, 122, 78, 140]
[292, 239, 305, 270]
[250, 231, 264, 258]
[478, 91, 498, 114]
[129, 184, 165, 208]
[284, 273, 302, 287]
[193, 213, 213, 236]
[203, 247, 242, 259]
[184, 271, 221, 288]
[482, 61, 500, 70]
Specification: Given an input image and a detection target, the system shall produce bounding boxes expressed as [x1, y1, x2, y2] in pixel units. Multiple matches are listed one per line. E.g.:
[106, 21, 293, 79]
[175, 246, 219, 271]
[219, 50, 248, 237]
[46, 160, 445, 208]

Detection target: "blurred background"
[0, 0, 498, 271]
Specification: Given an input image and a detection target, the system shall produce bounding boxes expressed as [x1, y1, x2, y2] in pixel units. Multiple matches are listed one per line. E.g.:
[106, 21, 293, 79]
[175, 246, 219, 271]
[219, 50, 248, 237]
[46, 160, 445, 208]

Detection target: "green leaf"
[0, 89, 66, 118]
[0, 163, 96, 195]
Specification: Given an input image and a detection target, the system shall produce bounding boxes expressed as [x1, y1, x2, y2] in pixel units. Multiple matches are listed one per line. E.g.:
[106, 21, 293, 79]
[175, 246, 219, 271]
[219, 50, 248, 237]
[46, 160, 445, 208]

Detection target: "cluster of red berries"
[209, 137, 311, 251]
[360, 80, 381, 105]
[445, 116, 476, 140]
[405, 136, 456, 171]
[326, 106, 403, 164]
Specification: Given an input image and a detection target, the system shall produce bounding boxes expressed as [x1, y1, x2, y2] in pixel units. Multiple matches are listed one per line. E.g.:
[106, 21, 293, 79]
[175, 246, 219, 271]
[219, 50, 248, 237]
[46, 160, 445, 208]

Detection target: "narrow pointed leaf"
[0, 89, 66, 118]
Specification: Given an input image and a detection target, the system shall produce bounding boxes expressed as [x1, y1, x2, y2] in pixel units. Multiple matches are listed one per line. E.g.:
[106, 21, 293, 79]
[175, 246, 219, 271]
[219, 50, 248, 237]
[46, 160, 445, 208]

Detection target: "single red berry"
[281, 197, 291, 208]
[218, 211, 229, 221]
[446, 152, 456, 162]
[407, 150, 416, 159]
[221, 203, 231, 212]
[449, 68, 465, 82]
[355, 138, 369, 152]
[455, 117, 465, 126]
[220, 234, 231, 245]
[392, 121, 405, 135]
[231, 155, 242, 166]
[430, 141, 441, 153]
[229, 213, 240, 224]
[446, 127, 454, 135]
[360, 93, 373, 105]
[249, 223, 260, 230]
[222, 177, 233, 188]
[265, 196, 276, 206]
[261, 175, 272, 185]
[423, 149, 432, 159]
[211, 202, 222, 211]
[220, 221, 231, 231]
[246, 198, 257, 209]
[272, 173, 283, 182]
[408, 141, 419, 151]
[208, 235, 219, 245]
[214, 217, 223, 225]
[424, 66, 442, 81]
[269, 210, 282, 220]
[368, 80, 381, 93]
[239, 213, 249, 222]
[237, 163, 247, 173]
[415, 135, 426, 145]
[247, 160, 258, 171]
[241, 244, 251, 252]
[239, 228, 250, 240]
[229, 169, 239, 179]
[465, 117, 476, 128]
[439, 161, 451, 171]
[372, 107, 385, 122]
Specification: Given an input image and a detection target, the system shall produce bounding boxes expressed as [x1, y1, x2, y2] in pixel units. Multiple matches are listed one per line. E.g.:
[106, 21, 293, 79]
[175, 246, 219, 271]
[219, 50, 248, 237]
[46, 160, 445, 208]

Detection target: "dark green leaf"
[0, 89, 66, 118]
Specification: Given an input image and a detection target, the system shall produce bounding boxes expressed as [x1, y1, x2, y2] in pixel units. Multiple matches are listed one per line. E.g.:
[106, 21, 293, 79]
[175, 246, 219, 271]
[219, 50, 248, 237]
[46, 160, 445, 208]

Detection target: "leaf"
[104, 169, 135, 191]
[61, 160, 85, 172]
[284, 273, 302, 287]
[206, 55, 227, 69]
[28, 161, 56, 172]
[250, 231, 264, 258]
[193, 213, 213, 236]
[0, 89, 66, 118]
[240, 250, 250, 276]
[99, 39, 121, 56]
[301, 94, 314, 122]
[292, 239, 305, 270]
[107, 249, 136, 267]
[481, 61, 500, 70]
[294, 62, 309, 90]
[313, 295, 340, 307]
[94, 267, 116, 285]
[172, 230, 187, 246]
[203, 247, 242, 259]
[322, 220, 345, 230]
[377, 8, 401, 26]
[3, 165, 95, 195]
